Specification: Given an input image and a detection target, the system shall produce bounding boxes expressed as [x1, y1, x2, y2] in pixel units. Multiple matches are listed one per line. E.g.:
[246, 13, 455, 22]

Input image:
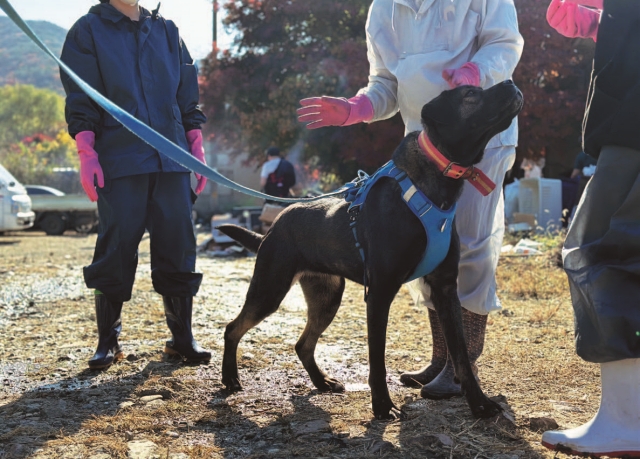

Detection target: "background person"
[61, 0, 211, 369]
[570, 150, 597, 179]
[543, 0, 640, 455]
[260, 146, 297, 202]
[297, 0, 523, 399]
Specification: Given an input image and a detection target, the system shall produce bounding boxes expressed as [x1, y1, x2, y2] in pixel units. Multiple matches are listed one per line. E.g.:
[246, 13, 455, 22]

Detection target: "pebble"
[146, 399, 165, 407]
[127, 440, 160, 459]
[140, 395, 163, 403]
[119, 401, 135, 409]
[103, 425, 115, 434]
[165, 431, 179, 438]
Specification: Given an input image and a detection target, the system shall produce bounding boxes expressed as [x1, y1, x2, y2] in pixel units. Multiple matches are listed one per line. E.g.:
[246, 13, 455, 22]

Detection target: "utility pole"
[212, 0, 218, 50]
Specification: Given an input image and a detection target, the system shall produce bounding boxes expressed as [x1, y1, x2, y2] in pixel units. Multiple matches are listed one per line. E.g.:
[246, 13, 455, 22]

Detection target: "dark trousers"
[84, 172, 202, 303]
[564, 145, 640, 362]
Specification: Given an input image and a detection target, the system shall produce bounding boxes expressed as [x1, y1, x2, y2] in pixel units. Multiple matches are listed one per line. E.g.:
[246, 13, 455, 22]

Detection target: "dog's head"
[420, 80, 523, 166]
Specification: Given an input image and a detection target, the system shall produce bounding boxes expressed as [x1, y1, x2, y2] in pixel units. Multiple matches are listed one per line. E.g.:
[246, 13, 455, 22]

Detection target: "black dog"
[218, 81, 523, 420]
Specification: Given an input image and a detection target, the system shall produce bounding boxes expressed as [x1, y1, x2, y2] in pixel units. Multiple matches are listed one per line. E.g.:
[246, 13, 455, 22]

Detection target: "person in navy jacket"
[60, 0, 211, 369]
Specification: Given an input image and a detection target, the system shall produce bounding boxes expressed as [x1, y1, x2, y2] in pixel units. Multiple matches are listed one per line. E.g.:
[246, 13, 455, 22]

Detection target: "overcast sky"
[0, 0, 234, 59]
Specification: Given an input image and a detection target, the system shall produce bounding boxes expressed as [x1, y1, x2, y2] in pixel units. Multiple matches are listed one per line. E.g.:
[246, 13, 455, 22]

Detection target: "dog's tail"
[216, 224, 263, 253]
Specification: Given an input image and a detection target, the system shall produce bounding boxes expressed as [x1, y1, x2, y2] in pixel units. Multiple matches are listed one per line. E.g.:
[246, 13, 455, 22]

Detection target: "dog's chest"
[345, 160, 456, 282]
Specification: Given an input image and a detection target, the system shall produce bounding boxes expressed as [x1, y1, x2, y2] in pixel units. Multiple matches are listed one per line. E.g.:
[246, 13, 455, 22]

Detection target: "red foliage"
[21, 133, 54, 144]
[513, 0, 595, 176]
[198, 0, 404, 183]
[199, 0, 595, 182]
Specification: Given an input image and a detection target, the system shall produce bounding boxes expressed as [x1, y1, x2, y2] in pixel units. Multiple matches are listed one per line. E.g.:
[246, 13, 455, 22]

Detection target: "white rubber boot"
[542, 358, 640, 458]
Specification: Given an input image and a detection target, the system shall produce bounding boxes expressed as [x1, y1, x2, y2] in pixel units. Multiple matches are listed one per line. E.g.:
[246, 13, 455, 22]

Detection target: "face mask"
[120, 0, 139, 5]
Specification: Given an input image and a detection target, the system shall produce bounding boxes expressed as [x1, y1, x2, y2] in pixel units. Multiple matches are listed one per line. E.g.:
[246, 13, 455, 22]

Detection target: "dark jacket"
[583, 0, 640, 158]
[60, 3, 207, 179]
[264, 158, 296, 198]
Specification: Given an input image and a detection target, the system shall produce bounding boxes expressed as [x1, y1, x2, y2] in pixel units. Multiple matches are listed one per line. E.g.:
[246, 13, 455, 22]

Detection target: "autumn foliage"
[512, 0, 595, 176]
[199, 0, 596, 183]
[199, 0, 404, 184]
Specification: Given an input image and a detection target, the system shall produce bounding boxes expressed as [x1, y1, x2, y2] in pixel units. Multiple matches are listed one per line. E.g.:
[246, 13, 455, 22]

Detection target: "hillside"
[0, 17, 67, 94]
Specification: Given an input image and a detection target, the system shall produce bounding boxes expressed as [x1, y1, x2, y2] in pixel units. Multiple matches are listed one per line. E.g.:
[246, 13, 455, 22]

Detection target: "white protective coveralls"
[357, 0, 523, 315]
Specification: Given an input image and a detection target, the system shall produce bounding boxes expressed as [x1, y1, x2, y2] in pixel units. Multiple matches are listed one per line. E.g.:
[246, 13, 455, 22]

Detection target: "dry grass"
[0, 230, 600, 458]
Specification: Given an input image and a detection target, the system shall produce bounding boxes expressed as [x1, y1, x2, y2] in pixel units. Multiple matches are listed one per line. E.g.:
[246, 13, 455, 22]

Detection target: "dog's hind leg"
[424, 222, 501, 418]
[296, 273, 346, 393]
[222, 254, 296, 392]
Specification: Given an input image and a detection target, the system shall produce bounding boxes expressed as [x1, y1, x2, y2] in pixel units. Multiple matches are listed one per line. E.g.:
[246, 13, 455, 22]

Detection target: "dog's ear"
[420, 95, 458, 126]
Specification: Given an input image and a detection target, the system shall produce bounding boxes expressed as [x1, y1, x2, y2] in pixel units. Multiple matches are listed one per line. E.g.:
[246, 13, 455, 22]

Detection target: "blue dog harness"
[344, 161, 456, 295]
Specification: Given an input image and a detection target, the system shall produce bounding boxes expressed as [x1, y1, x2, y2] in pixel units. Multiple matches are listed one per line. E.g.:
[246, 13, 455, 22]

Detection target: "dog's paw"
[222, 376, 243, 392]
[470, 396, 503, 419]
[315, 377, 345, 393]
[372, 400, 400, 421]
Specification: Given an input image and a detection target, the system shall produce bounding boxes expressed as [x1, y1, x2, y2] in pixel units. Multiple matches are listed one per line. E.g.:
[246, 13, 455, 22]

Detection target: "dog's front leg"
[366, 282, 402, 420]
[425, 223, 501, 419]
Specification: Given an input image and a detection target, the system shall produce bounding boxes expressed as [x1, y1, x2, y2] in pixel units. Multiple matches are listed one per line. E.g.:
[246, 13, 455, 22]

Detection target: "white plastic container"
[517, 178, 562, 233]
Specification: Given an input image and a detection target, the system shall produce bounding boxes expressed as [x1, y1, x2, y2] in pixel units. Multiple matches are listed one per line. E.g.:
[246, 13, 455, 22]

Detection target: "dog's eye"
[464, 89, 476, 98]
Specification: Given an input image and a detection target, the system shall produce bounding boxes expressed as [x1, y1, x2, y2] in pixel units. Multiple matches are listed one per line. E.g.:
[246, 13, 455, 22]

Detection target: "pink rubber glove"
[75, 131, 103, 202]
[442, 62, 481, 88]
[547, 0, 601, 41]
[185, 129, 207, 195]
[297, 94, 374, 129]
[564, 0, 603, 9]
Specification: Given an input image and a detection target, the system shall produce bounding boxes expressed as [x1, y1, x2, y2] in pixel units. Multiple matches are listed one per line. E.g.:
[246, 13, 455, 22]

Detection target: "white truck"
[0, 164, 35, 233]
[26, 185, 98, 236]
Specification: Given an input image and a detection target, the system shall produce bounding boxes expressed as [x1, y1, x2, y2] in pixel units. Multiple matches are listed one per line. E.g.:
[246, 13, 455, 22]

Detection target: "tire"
[40, 214, 66, 236]
[74, 223, 95, 234]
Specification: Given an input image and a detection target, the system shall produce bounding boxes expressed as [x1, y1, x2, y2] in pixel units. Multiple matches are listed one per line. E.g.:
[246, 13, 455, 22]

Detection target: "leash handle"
[0, 0, 344, 205]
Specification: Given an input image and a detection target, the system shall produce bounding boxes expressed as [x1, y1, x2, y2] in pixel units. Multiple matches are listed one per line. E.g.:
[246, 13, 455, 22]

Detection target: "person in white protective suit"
[297, 0, 523, 399]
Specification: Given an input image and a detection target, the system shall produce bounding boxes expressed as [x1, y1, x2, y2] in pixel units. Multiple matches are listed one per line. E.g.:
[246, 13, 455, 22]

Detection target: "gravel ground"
[0, 230, 599, 458]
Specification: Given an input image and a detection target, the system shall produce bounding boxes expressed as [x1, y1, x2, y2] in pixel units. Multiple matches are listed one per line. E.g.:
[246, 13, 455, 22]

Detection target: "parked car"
[0, 163, 35, 233]
[25, 185, 98, 235]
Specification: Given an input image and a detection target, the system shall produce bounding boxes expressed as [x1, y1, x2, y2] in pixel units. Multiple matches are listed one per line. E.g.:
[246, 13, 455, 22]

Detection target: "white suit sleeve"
[471, 0, 524, 88]
[357, 30, 399, 122]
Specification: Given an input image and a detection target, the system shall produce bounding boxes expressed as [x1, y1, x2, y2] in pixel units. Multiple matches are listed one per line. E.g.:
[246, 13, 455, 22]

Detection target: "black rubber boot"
[420, 309, 487, 399]
[163, 296, 211, 363]
[400, 308, 447, 387]
[88, 294, 124, 370]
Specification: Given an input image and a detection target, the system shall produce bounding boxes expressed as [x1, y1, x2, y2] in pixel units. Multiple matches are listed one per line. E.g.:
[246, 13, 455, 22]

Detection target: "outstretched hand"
[297, 96, 351, 129]
[297, 94, 374, 129]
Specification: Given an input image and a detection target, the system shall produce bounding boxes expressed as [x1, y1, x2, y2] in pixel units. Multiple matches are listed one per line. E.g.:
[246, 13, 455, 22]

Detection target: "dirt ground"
[0, 230, 600, 458]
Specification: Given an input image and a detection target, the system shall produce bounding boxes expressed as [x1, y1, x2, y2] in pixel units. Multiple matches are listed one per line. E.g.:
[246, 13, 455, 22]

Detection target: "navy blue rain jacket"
[60, 3, 207, 179]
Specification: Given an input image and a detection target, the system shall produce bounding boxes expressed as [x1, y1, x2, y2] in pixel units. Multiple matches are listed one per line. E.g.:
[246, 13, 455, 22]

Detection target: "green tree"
[0, 84, 66, 145]
[0, 84, 77, 185]
[1, 130, 77, 185]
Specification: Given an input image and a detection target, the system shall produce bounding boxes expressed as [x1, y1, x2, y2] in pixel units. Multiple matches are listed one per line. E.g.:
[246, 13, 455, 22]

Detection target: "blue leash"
[0, 0, 349, 204]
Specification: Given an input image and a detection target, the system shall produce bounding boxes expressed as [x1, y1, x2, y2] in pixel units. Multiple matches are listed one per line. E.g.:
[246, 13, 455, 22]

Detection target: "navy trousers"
[84, 172, 202, 303]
